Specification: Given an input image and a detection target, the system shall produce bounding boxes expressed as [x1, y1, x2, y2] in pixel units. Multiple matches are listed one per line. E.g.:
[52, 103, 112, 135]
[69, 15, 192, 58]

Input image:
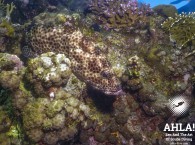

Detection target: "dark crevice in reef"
[87, 86, 116, 113]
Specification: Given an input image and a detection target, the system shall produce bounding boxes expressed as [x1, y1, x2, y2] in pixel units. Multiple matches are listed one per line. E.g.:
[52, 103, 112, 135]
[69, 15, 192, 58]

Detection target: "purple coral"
[89, 0, 137, 16]
[89, 0, 153, 30]
[8, 54, 24, 71]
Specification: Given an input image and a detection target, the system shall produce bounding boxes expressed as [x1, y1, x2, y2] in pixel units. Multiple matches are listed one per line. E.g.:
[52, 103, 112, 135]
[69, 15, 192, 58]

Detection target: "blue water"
[139, 0, 195, 13]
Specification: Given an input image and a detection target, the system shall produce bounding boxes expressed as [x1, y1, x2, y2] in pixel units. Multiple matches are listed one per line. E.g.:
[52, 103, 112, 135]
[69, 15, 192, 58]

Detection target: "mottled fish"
[23, 25, 122, 95]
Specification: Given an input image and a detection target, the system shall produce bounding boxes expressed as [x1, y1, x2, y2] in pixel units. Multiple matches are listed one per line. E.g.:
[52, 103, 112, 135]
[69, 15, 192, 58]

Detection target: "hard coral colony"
[0, 0, 195, 145]
[162, 12, 195, 49]
[89, 0, 152, 30]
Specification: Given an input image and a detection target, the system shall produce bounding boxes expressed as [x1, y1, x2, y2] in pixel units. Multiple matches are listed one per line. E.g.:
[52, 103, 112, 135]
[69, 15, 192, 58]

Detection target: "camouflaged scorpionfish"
[23, 25, 122, 95]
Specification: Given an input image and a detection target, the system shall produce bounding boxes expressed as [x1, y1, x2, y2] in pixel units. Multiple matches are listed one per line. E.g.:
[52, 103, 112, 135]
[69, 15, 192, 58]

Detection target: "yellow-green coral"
[19, 81, 32, 97]
[6, 124, 21, 138]
[5, 2, 15, 21]
[55, 14, 67, 24]
[0, 0, 6, 14]
[162, 12, 195, 48]
[0, 19, 15, 37]
[0, 1, 15, 37]
[22, 100, 46, 130]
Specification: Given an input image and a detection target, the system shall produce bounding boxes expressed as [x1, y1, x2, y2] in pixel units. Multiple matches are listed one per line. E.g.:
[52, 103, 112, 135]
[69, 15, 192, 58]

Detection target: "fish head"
[73, 55, 122, 96]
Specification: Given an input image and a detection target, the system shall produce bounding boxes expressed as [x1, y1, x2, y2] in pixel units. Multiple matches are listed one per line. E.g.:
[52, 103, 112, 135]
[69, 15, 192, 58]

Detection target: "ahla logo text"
[164, 123, 195, 131]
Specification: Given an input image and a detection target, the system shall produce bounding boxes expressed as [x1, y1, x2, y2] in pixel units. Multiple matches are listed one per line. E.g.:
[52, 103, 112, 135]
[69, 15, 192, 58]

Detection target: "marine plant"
[88, 0, 152, 31]
[161, 12, 195, 49]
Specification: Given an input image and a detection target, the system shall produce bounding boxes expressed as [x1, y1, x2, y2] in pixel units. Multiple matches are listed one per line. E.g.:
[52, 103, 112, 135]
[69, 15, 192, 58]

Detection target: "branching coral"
[88, 0, 152, 31]
[0, 0, 6, 16]
[0, 0, 15, 37]
[161, 12, 195, 49]
[5, 2, 15, 21]
[0, 0, 15, 21]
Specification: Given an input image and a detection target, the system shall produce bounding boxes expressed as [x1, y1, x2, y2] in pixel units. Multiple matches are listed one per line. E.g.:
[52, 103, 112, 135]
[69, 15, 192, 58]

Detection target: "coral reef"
[0, 1, 24, 57]
[0, 2, 195, 145]
[16, 74, 98, 144]
[88, 0, 153, 31]
[25, 52, 71, 95]
[3, 0, 83, 23]
[78, 90, 170, 145]
[20, 93, 84, 144]
[0, 0, 15, 37]
[0, 107, 22, 145]
[161, 12, 195, 49]
[5, 0, 48, 23]
[0, 0, 15, 21]
[153, 4, 178, 18]
[0, 19, 14, 37]
[121, 55, 143, 91]
[0, 53, 24, 90]
[0, 108, 12, 145]
[0, 107, 11, 132]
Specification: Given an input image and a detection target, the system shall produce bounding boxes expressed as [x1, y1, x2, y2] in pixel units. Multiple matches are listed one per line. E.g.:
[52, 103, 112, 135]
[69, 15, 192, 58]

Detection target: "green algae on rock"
[153, 5, 177, 18]
[121, 55, 143, 91]
[0, 107, 23, 145]
[19, 87, 96, 144]
[0, 19, 15, 37]
[0, 0, 15, 37]
[0, 53, 24, 90]
[0, 107, 11, 132]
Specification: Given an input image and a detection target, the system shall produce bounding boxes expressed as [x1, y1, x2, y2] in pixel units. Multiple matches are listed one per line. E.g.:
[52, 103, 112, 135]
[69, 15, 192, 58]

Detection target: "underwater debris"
[161, 12, 195, 49]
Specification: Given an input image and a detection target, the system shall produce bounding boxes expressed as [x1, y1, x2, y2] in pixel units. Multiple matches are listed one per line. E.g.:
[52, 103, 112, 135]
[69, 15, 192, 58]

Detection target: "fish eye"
[94, 46, 101, 55]
[101, 70, 112, 78]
